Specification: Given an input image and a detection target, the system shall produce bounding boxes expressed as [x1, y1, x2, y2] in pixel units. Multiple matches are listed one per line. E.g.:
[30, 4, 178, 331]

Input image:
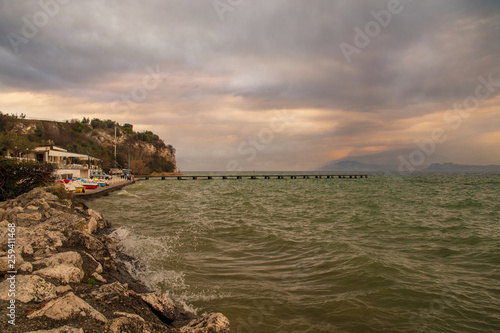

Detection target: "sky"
[0, 0, 499, 171]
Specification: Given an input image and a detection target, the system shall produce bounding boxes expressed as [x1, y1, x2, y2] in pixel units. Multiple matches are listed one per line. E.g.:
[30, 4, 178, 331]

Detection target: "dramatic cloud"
[0, 0, 499, 170]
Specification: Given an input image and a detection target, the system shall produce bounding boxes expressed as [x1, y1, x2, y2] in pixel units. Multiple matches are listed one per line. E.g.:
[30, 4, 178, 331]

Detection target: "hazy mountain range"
[317, 150, 500, 173]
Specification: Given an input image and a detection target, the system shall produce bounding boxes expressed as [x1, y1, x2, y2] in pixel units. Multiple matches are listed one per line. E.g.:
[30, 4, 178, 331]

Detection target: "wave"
[115, 189, 139, 198]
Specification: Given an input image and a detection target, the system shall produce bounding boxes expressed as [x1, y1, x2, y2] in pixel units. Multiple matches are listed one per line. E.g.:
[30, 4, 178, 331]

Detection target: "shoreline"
[0, 186, 230, 332]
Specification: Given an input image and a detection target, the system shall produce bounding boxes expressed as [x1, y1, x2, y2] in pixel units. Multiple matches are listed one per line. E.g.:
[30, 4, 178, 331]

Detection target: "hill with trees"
[0, 112, 176, 174]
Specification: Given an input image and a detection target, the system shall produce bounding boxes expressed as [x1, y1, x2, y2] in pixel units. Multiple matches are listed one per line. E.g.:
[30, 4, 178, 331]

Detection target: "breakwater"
[0, 186, 230, 332]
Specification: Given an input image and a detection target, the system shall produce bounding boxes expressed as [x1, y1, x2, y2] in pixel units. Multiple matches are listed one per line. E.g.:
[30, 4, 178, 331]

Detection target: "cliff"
[0, 186, 230, 332]
[0, 113, 176, 174]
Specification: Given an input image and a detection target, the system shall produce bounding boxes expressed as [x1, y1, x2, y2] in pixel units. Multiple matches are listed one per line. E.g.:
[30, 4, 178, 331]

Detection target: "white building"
[32, 145, 101, 179]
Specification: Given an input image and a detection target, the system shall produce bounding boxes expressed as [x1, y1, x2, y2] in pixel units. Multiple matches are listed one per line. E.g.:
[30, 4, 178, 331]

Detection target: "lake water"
[86, 174, 500, 333]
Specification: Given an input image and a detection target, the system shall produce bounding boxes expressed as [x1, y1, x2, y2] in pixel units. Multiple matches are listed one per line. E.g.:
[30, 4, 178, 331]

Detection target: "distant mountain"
[423, 163, 500, 172]
[317, 160, 394, 172]
[317, 148, 447, 172]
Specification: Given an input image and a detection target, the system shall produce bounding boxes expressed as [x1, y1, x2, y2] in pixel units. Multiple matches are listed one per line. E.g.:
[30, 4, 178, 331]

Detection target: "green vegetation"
[0, 159, 55, 201]
[122, 123, 133, 134]
[90, 118, 117, 130]
[86, 277, 98, 285]
[0, 130, 38, 157]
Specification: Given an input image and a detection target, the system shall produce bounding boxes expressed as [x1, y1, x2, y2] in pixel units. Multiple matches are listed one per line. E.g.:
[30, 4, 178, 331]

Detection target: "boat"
[92, 177, 107, 187]
[72, 180, 86, 193]
[76, 178, 99, 190]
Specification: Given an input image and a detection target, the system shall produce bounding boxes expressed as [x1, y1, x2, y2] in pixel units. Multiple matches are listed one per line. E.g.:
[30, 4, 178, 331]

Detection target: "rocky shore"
[0, 186, 230, 333]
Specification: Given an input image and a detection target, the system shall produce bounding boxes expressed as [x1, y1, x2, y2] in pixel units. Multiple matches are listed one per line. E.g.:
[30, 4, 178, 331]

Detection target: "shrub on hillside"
[0, 159, 55, 201]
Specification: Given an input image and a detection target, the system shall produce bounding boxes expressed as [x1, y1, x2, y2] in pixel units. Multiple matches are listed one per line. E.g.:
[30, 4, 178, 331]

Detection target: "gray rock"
[181, 313, 230, 333]
[34, 264, 84, 284]
[17, 212, 43, 221]
[104, 316, 145, 333]
[0, 274, 56, 303]
[140, 292, 178, 322]
[104, 314, 171, 333]
[34, 251, 85, 284]
[92, 272, 107, 283]
[0, 252, 24, 274]
[113, 311, 146, 322]
[41, 251, 83, 268]
[25, 326, 84, 333]
[67, 217, 98, 235]
[87, 208, 109, 229]
[19, 261, 33, 273]
[55, 285, 73, 294]
[12, 226, 66, 256]
[27, 292, 108, 323]
[92, 282, 130, 300]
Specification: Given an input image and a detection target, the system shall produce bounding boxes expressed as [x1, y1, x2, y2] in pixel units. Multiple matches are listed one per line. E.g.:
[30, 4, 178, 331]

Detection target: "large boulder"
[139, 292, 178, 323]
[34, 265, 84, 284]
[87, 208, 109, 229]
[92, 282, 131, 300]
[33, 251, 84, 284]
[0, 252, 24, 275]
[25, 325, 83, 333]
[181, 313, 230, 333]
[104, 314, 172, 333]
[0, 274, 56, 303]
[40, 251, 83, 267]
[67, 217, 99, 235]
[27, 292, 107, 323]
[104, 316, 145, 333]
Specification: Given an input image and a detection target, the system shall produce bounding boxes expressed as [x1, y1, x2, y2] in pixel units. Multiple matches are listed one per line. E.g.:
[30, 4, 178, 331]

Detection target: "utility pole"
[114, 127, 117, 168]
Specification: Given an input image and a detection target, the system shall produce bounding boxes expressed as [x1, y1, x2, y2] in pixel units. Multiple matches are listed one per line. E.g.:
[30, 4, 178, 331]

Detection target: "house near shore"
[5, 145, 102, 179]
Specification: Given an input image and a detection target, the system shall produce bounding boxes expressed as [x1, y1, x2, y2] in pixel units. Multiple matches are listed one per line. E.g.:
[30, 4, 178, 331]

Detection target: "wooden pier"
[135, 174, 368, 181]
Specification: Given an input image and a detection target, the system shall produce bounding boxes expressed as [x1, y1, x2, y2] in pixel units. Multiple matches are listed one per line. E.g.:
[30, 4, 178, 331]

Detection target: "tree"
[166, 144, 176, 154]
[122, 123, 133, 134]
[0, 130, 38, 156]
[0, 159, 55, 201]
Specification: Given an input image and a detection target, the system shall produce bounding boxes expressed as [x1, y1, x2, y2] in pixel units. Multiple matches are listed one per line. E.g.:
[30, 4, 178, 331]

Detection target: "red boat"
[82, 183, 98, 190]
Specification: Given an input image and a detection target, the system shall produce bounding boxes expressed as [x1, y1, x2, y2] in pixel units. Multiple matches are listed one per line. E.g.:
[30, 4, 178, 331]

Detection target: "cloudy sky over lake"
[1, 0, 499, 171]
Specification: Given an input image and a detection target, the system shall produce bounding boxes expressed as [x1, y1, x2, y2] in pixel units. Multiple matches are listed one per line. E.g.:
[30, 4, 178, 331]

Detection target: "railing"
[52, 164, 100, 170]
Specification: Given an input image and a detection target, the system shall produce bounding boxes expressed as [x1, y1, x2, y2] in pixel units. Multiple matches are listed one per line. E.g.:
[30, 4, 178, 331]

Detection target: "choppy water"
[86, 175, 500, 333]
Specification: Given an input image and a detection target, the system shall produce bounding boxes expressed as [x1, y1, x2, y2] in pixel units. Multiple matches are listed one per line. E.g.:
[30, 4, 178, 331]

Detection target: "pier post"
[161, 176, 165, 180]
[177, 176, 182, 180]
[223, 176, 227, 180]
